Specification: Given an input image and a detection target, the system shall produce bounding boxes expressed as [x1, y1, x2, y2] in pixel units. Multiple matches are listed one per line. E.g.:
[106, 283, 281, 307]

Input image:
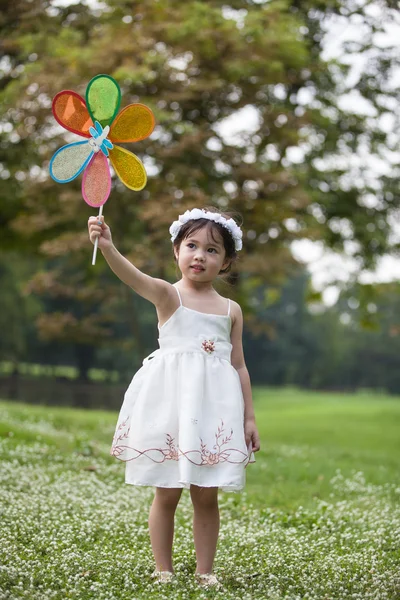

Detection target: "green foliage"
[1, 0, 399, 376]
[244, 271, 400, 394]
[0, 255, 42, 362]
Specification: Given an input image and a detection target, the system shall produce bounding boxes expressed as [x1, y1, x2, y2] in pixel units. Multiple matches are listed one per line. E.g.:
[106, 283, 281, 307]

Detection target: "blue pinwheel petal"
[49, 141, 94, 183]
[95, 120, 103, 135]
[89, 126, 98, 138]
[103, 139, 113, 149]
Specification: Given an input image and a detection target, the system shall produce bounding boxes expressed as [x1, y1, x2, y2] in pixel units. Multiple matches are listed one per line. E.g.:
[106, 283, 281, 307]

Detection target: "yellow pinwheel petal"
[109, 145, 147, 191]
[109, 104, 155, 143]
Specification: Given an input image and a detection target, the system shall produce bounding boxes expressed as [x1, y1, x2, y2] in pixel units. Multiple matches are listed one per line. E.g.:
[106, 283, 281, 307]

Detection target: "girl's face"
[175, 225, 230, 282]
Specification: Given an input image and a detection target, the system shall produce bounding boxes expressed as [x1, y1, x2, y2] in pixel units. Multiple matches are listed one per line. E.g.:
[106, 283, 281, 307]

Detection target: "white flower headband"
[169, 208, 243, 251]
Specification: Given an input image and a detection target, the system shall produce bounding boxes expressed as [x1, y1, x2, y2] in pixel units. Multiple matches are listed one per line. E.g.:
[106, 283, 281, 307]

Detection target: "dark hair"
[172, 205, 243, 277]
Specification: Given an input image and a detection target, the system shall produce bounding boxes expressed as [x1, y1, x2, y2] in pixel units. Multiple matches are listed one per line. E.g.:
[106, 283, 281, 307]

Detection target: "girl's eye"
[187, 243, 216, 253]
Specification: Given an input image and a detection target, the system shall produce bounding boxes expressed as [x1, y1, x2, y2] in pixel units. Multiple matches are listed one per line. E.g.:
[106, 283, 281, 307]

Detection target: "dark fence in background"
[0, 376, 127, 411]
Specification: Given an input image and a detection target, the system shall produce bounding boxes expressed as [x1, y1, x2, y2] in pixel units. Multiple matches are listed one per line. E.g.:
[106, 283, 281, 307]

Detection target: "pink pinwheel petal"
[82, 152, 111, 207]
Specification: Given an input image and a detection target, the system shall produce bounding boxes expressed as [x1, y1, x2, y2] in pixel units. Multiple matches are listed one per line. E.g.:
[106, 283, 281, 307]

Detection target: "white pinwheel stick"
[92, 204, 103, 266]
[91, 124, 111, 266]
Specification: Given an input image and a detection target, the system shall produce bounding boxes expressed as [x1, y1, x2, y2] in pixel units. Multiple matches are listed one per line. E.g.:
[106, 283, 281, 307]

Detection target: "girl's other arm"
[88, 215, 169, 307]
[230, 302, 260, 451]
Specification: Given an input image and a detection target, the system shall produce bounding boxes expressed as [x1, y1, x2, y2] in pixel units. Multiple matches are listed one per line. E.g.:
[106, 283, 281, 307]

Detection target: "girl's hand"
[244, 419, 260, 452]
[88, 215, 113, 250]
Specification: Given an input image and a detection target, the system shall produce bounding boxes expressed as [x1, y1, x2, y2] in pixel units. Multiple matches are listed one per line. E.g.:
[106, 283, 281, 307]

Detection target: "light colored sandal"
[195, 572, 222, 589]
[151, 569, 175, 583]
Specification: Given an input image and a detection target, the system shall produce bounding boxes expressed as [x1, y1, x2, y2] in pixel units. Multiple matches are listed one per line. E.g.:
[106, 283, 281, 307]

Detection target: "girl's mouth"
[191, 266, 204, 272]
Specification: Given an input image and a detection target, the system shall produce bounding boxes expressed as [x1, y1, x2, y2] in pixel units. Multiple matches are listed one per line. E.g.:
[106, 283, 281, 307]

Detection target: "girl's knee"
[190, 485, 219, 509]
[155, 487, 183, 510]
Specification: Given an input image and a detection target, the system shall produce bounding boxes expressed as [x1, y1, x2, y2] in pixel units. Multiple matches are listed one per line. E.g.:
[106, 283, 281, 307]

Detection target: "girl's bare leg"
[148, 487, 183, 572]
[190, 485, 220, 574]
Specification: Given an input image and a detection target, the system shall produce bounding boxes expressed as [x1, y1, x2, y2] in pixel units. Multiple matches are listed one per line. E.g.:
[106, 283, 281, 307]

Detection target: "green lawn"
[0, 388, 399, 599]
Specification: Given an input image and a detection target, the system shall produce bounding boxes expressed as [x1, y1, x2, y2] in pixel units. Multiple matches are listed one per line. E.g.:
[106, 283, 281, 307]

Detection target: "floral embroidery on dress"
[110, 417, 130, 458]
[164, 433, 180, 461]
[199, 421, 233, 465]
[201, 339, 215, 354]
[110, 418, 249, 465]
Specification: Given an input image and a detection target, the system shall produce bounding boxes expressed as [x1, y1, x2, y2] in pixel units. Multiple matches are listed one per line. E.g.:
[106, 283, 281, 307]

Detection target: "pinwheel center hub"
[88, 122, 113, 156]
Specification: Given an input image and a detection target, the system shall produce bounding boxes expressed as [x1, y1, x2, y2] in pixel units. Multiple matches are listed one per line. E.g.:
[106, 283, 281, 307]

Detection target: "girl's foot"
[195, 572, 222, 589]
[151, 569, 175, 583]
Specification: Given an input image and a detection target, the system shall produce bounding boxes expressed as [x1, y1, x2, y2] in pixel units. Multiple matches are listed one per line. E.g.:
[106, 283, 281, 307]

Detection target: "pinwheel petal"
[52, 91, 93, 137]
[86, 74, 121, 129]
[82, 152, 111, 207]
[109, 145, 147, 191]
[109, 104, 155, 143]
[49, 141, 94, 183]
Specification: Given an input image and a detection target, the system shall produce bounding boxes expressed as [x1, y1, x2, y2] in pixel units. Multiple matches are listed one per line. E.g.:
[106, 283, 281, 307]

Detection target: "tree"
[1, 0, 398, 370]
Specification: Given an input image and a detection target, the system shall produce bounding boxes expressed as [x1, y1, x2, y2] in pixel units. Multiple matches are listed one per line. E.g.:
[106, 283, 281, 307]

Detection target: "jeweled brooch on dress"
[202, 340, 215, 354]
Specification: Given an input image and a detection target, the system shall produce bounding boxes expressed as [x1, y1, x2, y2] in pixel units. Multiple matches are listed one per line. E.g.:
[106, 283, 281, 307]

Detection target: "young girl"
[88, 206, 260, 589]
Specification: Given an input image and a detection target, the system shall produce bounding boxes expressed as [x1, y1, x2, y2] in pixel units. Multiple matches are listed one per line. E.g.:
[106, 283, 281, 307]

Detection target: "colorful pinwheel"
[49, 74, 155, 263]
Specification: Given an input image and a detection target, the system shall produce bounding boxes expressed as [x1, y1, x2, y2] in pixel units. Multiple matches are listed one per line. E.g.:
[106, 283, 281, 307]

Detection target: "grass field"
[0, 388, 399, 599]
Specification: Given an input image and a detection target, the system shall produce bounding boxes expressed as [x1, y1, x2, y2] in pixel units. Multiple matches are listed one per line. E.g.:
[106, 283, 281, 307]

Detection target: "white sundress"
[110, 284, 256, 492]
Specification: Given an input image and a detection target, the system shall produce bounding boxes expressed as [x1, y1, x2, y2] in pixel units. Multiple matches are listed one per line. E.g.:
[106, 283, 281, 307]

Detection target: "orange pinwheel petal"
[52, 91, 93, 138]
[109, 145, 147, 191]
[109, 104, 155, 143]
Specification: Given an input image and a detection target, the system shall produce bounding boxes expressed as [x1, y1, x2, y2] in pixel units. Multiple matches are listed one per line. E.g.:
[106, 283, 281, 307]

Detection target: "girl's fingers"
[88, 216, 108, 246]
[89, 228, 102, 243]
[88, 216, 104, 226]
[90, 231, 101, 243]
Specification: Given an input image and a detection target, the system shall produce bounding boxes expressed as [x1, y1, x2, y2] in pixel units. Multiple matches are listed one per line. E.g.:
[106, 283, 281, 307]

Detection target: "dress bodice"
[157, 285, 232, 342]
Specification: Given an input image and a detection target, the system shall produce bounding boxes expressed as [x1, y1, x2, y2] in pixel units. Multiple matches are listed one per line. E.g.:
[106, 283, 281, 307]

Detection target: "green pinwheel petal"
[85, 74, 121, 129]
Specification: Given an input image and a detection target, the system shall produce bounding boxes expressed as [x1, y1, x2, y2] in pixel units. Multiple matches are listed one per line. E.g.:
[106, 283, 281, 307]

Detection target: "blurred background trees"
[1, 0, 399, 391]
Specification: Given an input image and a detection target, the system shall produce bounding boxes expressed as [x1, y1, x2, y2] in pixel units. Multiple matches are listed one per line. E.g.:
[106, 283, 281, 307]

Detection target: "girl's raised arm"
[88, 216, 170, 307]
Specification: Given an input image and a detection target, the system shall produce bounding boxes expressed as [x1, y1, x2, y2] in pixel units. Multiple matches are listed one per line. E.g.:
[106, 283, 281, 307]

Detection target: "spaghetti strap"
[227, 298, 231, 316]
[174, 285, 183, 307]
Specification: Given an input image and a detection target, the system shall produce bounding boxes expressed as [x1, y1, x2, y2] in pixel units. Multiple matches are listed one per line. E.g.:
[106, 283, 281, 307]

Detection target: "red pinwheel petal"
[52, 91, 94, 138]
